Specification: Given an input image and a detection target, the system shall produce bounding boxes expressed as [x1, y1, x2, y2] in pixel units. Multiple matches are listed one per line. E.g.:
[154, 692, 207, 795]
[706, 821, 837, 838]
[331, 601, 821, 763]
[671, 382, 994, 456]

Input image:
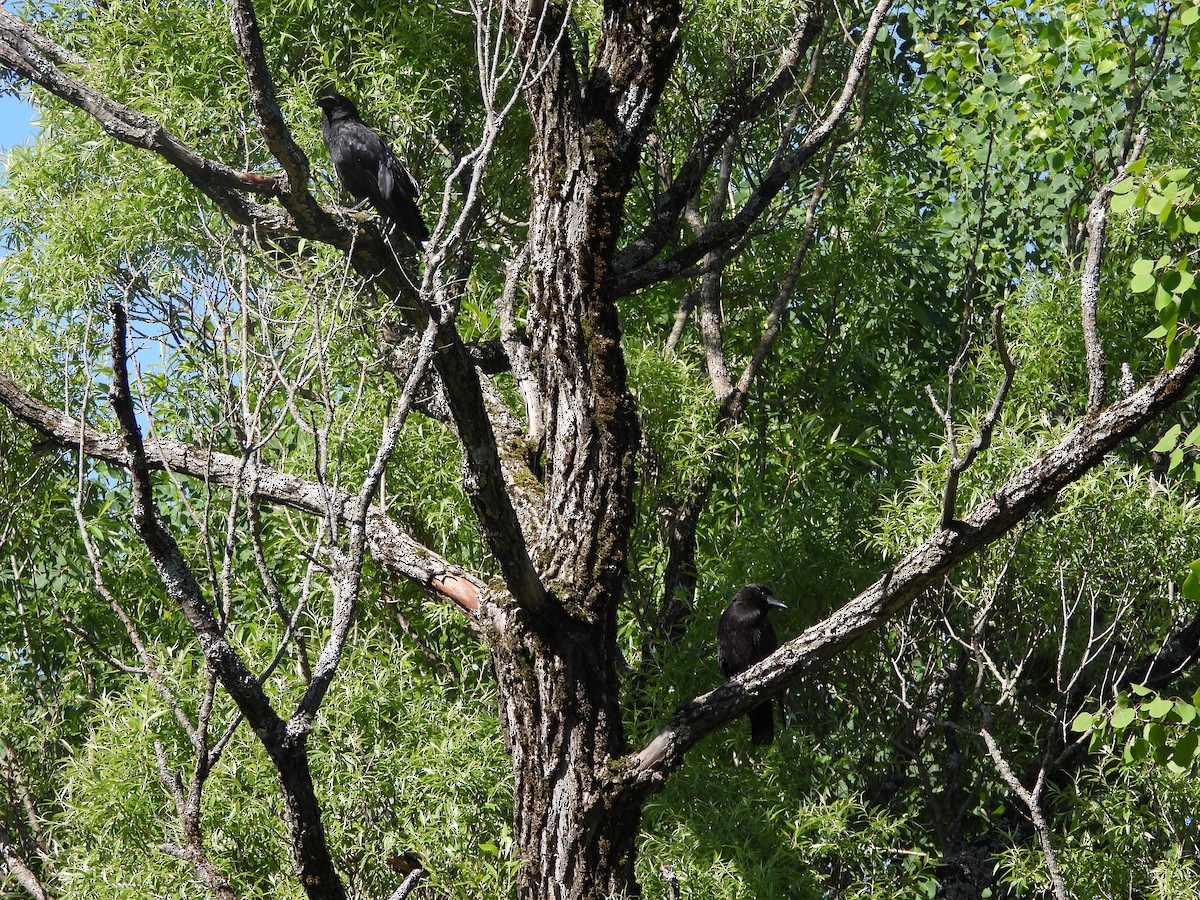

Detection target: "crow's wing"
[380, 151, 420, 201]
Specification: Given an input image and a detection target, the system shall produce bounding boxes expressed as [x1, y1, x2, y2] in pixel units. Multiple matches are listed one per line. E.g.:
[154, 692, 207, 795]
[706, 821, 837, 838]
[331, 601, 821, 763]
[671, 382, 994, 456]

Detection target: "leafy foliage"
[4, 0, 1200, 896]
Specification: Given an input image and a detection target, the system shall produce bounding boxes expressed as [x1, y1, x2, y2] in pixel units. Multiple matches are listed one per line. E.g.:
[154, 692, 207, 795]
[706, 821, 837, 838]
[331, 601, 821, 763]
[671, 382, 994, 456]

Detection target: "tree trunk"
[489, 3, 679, 891]
[492, 610, 642, 899]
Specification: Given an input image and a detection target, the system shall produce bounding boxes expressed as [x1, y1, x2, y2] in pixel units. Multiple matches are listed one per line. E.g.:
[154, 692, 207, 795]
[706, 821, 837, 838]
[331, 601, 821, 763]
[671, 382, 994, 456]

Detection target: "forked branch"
[926, 303, 1017, 529]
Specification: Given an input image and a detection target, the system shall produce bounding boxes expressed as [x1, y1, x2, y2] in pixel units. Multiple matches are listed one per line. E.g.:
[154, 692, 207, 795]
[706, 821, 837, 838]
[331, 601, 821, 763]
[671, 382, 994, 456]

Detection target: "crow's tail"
[749, 700, 774, 746]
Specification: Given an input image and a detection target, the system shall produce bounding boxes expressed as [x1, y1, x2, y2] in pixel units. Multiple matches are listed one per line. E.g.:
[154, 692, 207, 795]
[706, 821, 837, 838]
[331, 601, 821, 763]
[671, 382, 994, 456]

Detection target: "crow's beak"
[767, 596, 788, 611]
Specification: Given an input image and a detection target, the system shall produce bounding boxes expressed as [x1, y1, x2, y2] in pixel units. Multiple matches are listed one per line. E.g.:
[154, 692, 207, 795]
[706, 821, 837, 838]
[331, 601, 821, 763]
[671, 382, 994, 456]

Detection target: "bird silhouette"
[717, 583, 787, 745]
[316, 93, 430, 246]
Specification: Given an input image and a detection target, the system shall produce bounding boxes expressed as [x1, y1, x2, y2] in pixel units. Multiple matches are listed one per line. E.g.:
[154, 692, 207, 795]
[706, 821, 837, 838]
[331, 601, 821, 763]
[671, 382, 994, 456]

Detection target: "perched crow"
[717, 584, 787, 745]
[316, 93, 430, 246]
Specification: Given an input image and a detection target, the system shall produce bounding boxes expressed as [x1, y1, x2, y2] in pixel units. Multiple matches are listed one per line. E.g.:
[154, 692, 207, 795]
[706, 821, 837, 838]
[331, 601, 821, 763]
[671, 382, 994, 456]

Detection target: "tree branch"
[979, 724, 1068, 900]
[0, 9, 284, 215]
[616, 6, 824, 275]
[622, 343, 1200, 789]
[106, 299, 349, 899]
[227, 0, 327, 233]
[614, 0, 893, 296]
[0, 821, 52, 900]
[106, 299, 287, 737]
[721, 126, 853, 421]
[0, 370, 484, 617]
[929, 303, 1017, 529]
[293, 317, 441, 732]
[1080, 128, 1147, 411]
[384, 868, 427, 900]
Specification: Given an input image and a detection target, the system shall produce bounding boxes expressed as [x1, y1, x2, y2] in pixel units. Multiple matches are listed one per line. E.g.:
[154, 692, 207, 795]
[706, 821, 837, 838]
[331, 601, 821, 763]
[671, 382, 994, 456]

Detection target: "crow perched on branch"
[717, 584, 787, 745]
[316, 93, 430, 247]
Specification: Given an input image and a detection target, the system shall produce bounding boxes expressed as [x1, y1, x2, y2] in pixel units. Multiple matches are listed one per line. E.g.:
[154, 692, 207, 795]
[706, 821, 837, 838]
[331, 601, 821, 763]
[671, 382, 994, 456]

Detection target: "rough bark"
[490, 608, 643, 899]
[480, 0, 683, 894]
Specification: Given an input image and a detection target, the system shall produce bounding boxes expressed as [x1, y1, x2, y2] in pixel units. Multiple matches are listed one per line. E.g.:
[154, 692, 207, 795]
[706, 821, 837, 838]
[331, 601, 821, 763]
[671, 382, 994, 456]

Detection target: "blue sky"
[0, 94, 37, 152]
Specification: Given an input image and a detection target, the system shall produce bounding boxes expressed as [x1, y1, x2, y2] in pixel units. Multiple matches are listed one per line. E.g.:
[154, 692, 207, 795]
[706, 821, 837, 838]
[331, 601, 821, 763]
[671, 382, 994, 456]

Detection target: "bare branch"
[106, 298, 286, 737]
[106, 298, 348, 900]
[980, 724, 1068, 900]
[227, 0, 307, 186]
[248, 498, 313, 683]
[618, 6, 825, 274]
[934, 304, 1018, 529]
[293, 317, 442, 733]
[722, 126, 855, 421]
[0, 370, 485, 617]
[615, 0, 894, 296]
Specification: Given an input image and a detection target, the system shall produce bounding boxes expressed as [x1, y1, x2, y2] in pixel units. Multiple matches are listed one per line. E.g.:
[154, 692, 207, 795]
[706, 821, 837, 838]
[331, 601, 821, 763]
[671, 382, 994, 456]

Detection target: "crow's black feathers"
[717, 583, 787, 745]
[316, 93, 430, 246]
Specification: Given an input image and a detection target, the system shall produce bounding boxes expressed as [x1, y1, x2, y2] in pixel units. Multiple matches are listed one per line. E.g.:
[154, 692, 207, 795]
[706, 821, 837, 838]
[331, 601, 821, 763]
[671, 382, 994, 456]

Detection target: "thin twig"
[980, 722, 1068, 900]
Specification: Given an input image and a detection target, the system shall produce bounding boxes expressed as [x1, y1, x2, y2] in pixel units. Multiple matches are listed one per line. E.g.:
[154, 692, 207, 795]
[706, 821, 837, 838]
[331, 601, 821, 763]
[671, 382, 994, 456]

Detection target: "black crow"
[316, 93, 430, 246]
[717, 583, 787, 745]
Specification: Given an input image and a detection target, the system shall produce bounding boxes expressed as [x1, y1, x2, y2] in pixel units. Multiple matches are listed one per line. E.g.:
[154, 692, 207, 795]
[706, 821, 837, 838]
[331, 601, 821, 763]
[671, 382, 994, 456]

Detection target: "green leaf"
[1182, 4, 1200, 26]
[1152, 424, 1182, 453]
[1147, 192, 1171, 217]
[1131, 683, 1154, 697]
[1111, 178, 1136, 201]
[1071, 711, 1096, 732]
[1148, 697, 1175, 719]
[1111, 706, 1137, 730]
[1183, 560, 1200, 602]
[1131, 271, 1157, 293]
[1168, 340, 1183, 368]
